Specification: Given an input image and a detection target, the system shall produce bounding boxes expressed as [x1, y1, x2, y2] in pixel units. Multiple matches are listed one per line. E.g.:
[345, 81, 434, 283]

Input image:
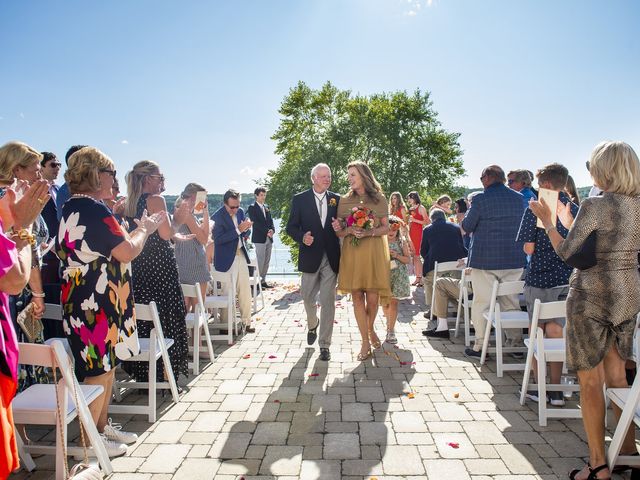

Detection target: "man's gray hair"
[430, 208, 446, 222]
[310, 163, 331, 181]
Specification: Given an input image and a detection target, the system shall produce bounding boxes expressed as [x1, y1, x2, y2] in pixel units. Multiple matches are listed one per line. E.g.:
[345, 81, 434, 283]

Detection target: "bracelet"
[545, 225, 554, 234]
[31, 291, 45, 298]
[10, 228, 36, 246]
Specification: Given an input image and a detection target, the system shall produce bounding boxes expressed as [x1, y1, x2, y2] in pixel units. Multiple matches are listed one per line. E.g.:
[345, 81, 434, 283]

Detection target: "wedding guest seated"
[426, 262, 473, 339]
[420, 208, 467, 322]
[517, 163, 578, 406]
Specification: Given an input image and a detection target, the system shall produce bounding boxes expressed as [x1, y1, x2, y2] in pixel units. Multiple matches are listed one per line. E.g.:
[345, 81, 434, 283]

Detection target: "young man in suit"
[286, 163, 341, 361]
[212, 189, 255, 332]
[247, 187, 275, 289]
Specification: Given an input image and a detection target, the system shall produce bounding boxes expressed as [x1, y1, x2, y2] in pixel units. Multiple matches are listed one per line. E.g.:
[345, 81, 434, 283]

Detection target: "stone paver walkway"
[12, 281, 634, 479]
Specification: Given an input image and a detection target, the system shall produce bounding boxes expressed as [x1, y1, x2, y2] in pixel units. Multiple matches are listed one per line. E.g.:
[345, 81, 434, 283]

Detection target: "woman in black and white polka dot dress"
[123, 161, 189, 383]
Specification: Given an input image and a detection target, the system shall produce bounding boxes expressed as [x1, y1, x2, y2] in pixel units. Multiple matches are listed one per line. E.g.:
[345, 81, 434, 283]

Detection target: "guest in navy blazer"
[212, 189, 254, 332]
[420, 208, 467, 310]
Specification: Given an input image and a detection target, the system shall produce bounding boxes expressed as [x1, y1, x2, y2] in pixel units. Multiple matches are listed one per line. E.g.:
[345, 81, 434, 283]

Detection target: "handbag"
[52, 354, 104, 480]
[16, 302, 43, 342]
[564, 230, 597, 270]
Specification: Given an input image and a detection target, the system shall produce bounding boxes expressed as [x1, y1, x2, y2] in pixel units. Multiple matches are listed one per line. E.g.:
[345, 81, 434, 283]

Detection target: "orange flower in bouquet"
[345, 206, 375, 246]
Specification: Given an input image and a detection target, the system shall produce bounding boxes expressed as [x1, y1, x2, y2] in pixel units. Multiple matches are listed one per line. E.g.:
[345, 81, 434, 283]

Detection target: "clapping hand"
[238, 218, 252, 233]
[0, 179, 50, 230]
[556, 200, 574, 229]
[172, 200, 191, 225]
[135, 209, 166, 234]
[112, 197, 126, 216]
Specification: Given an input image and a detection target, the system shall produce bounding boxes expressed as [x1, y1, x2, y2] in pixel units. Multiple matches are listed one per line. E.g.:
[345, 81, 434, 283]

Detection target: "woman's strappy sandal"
[568, 463, 610, 480]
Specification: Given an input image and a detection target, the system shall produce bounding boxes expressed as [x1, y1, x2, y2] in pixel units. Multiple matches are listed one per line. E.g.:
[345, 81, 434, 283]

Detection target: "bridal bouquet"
[346, 206, 375, 246]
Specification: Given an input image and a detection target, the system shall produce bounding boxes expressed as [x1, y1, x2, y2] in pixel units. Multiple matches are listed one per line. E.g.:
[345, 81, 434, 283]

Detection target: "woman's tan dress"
[337, 192, 391, 303]
[556, 193, 640, 370]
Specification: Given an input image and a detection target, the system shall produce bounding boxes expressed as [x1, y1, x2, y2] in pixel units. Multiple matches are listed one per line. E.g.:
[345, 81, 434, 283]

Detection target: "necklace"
[71, 193, 97, 200]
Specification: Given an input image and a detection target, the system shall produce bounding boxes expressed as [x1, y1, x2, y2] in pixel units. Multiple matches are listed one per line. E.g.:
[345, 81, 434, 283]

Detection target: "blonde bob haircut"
[0, 141, 43, 183]
[65, 147, 114, 194]
[345, 161, 384, 204]
[589, 141, 640, 197]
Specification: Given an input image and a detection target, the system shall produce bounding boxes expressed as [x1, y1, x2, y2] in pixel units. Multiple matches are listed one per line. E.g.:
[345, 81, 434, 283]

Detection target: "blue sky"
[1, 0, 638, 195]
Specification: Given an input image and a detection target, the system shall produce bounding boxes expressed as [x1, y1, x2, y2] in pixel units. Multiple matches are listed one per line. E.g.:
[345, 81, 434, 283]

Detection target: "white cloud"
[406, 9, 417, 15]
[121, 140, 129, 144]
[403, 0, 434, 15]
[239, 165, 268, 176]
[229, 180, 240, 188]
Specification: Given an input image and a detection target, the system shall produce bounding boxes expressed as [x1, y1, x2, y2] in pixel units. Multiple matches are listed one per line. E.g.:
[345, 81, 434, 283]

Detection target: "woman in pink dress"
[406, 191, 429, 286]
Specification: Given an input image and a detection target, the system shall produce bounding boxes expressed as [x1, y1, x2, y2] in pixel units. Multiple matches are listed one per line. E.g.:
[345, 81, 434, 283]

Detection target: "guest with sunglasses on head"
[123, 161, 190, 386]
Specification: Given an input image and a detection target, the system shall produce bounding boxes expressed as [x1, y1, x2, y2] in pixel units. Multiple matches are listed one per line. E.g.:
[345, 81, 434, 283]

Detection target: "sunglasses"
[100, 169, 117, 178]
[48, 162, 62, 168]
[507, 178, 515, 184]
[228, 205, 240, 210]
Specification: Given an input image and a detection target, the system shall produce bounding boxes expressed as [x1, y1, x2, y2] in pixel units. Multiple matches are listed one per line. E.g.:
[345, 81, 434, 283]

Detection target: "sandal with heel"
[568, 463, 610, 480]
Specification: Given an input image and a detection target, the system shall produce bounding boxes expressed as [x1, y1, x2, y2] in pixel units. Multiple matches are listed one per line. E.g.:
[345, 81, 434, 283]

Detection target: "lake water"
[250, 232, 297, 276]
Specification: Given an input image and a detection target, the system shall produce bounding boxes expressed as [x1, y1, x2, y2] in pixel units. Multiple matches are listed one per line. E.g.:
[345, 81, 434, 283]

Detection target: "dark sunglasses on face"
[507, 178, 515, 184]
[48, 162, 62, 168]
[227, 205, 240, 210]
[100, 169, 117, 178]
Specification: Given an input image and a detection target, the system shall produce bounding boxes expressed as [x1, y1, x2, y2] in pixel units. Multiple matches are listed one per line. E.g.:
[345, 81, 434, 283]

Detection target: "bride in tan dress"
[332, 162, 391, 361]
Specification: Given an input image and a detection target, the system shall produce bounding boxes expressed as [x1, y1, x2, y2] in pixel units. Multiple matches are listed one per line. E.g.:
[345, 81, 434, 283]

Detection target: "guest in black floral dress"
[124, 161, 189, 383]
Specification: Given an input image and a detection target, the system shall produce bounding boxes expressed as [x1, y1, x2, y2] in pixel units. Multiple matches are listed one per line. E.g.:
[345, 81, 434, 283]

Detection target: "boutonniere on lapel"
[329, 198, 337, 207]
[264, 206, 270, 214]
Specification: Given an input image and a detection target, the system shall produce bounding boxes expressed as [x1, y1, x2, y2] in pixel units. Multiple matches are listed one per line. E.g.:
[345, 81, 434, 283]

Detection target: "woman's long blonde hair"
[124, 160, 159, 217]
[389, 192, 406, 215]
[346, 161, 383, 203]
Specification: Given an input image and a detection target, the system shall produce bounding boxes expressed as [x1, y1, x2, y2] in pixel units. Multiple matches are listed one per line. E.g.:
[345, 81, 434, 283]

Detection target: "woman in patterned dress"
[173, 183, 212, 312]
[332, 162, 391, 361]
[57, 147, 163, 456]
[530, 141, 640, 480]
[382, 215, 411, 344]
[124, 161, 189, 384]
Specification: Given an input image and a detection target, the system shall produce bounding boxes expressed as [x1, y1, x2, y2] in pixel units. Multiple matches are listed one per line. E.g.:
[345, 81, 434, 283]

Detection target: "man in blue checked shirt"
[461, 165, 527, 360]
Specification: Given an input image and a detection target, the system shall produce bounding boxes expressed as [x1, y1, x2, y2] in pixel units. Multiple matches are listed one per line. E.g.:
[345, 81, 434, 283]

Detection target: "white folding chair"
[429, 260, 462, 313]
[109, 301, 180, 422]
[454, 269, 473, 344]
[181, 283, 216, 375]
[247, 258, 265, 314]
[480, 280, 529, 377]
[519, 299, 580, 425]
[606, 330, 640, 470]
[42, 303, 73, 358]
[206, 267, 240, 345]
[13, 341, 112, 479]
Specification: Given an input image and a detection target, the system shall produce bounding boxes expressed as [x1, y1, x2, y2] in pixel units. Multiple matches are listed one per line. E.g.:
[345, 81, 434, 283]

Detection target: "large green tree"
[265, 81, 465, 263]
